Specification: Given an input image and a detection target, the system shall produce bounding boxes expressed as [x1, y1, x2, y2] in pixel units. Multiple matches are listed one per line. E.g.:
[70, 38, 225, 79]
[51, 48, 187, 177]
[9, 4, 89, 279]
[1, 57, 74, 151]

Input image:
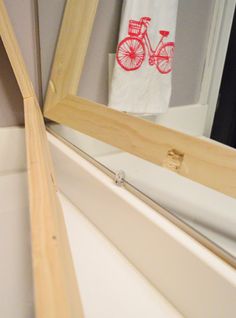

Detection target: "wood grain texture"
[0, 0, 84, 316]
[25, 97, 84, 318]
[44, 0, 99, 112]
[0, 0, 35, 98]
[45, 94, 236, 198]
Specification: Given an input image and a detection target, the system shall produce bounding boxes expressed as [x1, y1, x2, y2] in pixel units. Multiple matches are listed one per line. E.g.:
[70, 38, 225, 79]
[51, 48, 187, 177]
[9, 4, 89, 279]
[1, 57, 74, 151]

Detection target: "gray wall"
[171, 0, 213, 106]
[38, 0, 66, 97]
[0, 0, 40, 126]
[78, 0, 122, 104]
[38, 0, 214, 107]
[0, 39, 24, 126]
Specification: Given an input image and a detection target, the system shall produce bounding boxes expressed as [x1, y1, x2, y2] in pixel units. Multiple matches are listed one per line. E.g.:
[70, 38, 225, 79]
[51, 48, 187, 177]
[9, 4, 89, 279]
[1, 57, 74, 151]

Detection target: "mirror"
[38, 0, 236, 265]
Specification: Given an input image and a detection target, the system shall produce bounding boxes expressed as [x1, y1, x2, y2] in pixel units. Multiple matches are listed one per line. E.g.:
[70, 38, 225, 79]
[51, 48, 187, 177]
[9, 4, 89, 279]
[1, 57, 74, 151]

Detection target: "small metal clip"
[114, 170, 125, 186]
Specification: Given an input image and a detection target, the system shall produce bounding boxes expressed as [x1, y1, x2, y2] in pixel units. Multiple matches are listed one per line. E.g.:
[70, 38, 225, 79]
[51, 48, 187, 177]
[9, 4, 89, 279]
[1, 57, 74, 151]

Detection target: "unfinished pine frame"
[0, 2, 235, 315]
[44, 0, 236, 199]
[0, 1, 84, 317]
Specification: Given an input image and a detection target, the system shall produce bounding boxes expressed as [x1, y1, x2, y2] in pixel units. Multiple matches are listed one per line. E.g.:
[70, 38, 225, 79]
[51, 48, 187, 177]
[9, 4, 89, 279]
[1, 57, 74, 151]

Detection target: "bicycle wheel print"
[116, 37, 145, 71]
[156, 42, 175, 74]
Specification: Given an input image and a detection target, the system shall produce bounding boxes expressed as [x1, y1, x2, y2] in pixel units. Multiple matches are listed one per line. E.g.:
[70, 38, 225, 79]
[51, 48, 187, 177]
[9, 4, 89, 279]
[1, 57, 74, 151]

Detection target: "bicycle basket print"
[116, 16, 175, 74]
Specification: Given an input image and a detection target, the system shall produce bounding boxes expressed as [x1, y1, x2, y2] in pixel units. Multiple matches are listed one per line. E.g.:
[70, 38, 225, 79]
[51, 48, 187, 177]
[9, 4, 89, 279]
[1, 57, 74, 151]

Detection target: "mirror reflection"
[38, 0, 236, 262]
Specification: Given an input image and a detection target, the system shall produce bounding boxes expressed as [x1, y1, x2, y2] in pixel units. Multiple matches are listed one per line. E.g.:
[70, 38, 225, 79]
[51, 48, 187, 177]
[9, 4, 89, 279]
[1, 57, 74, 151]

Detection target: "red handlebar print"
[116, 17, 175, 74]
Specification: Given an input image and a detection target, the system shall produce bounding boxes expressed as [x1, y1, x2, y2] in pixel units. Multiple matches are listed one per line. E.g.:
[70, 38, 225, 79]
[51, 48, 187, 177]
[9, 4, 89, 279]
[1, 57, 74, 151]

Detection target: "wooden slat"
[44, 0, 99, 112]
[45, 94, 236, 199]
[0, 0, 84, 316]
[0, 0, 35, 98]
[25, 97, 84, 318]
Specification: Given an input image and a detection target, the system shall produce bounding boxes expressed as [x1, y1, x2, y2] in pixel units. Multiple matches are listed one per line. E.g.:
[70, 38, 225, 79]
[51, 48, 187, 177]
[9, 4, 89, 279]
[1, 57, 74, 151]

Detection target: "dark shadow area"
[211, 8, 236, 148]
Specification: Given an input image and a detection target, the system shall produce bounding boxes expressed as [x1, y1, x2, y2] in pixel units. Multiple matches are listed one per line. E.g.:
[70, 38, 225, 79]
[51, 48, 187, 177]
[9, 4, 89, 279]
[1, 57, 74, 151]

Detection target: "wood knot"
[162, 149, 184, 172]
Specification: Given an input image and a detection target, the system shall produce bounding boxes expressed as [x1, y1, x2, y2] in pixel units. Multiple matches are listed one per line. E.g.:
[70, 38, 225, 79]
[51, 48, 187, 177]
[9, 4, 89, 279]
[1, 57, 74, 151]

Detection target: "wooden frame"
[0, 2, 235, 315]
[0, 0, 235, 315]
[44, 0, 236, 199]
[0, 1, 84, 317]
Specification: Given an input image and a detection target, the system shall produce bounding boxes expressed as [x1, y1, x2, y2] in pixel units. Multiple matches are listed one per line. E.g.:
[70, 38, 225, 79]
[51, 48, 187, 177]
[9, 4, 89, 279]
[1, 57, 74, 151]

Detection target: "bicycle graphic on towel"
[116, 17, 175, 74]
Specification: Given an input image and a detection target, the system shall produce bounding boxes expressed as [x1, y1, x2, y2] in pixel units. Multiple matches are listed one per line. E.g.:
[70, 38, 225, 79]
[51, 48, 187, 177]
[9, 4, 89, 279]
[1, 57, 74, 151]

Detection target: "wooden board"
[46, 94, 236, 198]
[24, 97, 84, 318]
[44, 0, 99, 112]
[0, 0, 84, 316]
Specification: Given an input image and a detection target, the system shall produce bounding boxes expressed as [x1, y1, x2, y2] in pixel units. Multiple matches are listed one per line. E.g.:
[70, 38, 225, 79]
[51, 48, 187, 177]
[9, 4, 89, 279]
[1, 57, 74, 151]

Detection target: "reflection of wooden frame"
[44, 0, 236, 199]
[0, 1, 84, 317]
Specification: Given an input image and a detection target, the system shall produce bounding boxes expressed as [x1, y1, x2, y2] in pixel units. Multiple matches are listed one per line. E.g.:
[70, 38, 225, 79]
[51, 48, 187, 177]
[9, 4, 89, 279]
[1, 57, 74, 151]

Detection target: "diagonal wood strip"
[0, 0, 84, 316]
[24, 96, 84, 318]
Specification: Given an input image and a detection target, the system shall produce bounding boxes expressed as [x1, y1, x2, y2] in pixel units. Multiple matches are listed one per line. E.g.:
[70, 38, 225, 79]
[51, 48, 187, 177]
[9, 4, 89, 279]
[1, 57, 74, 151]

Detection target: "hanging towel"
[108, 0, 178, 115]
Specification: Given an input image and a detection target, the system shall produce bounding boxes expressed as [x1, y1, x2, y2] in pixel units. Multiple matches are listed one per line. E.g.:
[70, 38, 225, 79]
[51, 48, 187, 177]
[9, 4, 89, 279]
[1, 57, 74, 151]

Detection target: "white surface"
[51, 122, 236, 244]
[49, 132, 236, 318]
[0, 172, 28, 212]
[0, 172, 33, 318]
[0, 127, 33, 318]
[0, 127, 26, 173]
[97, 151, 236, 242]
[59, 193, 182, 318]
[49, 125, 236, 245]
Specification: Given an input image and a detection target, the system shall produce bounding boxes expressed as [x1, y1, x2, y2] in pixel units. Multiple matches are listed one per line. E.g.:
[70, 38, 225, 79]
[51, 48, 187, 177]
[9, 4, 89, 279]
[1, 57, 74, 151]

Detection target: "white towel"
[108, 0, 178, 114]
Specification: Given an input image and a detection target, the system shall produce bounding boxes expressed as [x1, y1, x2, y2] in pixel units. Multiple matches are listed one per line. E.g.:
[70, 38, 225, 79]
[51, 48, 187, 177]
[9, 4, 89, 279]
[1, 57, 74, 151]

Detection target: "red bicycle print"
[116, 17, 175, 74]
